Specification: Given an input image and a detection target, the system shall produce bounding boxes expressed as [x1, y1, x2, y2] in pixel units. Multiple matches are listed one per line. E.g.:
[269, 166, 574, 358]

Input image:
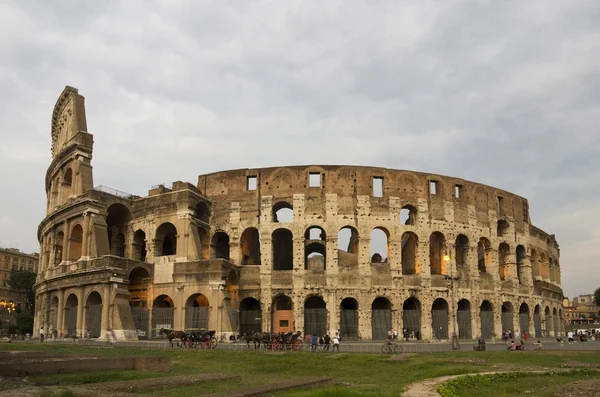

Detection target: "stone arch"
[531, 249, 540, 278]
[54, 230, 65, 265]
[304, 296, 327, 337]
[106, 203, 132, 257]
[516, 245, 526, 284]
[338, 226, 359, 267]
[372, 297, 392, 340]
[68, 224, 83, 262]
[272, 228, 293, 271]
[185, 293, 209, 332]
[429, 232, 445, 275]
[239, 297, 261, 335]
[305, 226, 326, 270]
[498, 243, 510, 280]
[152, 294, 174, 337]
[400, 204, 417, 226]
[432, 298, 449, 339]
[519, 302, 530, 335]
[401, 232, 418, 275]
[195, 201, 210, 223]
[64, 293, 79, 338]
[479, 300, 494, 339]
[477, 237, 491, 273]
[272, 201, 293, 223]
[370, 227, 389, 263]
[340, 297, 359, 339]
[63, 167, 73, 186]
[85, 291, 103, 338]
[455, 234, 469, 268]
[497, 219, 509, 238]
[403, 297, 421, 340]
[128, 267, 151, 307]
[155, 222, 177, 256]
[272, 295, 293, 333]
[211, 231, 230, 261]
[457, 299, 472, 339]
[501, 301, 514, 332]
[132, 229, 147, 262]
[240, 228, 261, 265]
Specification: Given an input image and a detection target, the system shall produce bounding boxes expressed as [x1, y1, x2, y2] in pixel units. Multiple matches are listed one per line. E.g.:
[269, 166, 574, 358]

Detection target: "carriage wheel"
[292, 339, 303, 351]
[381, 344, 392, 354]
[210, 337, 218, 349]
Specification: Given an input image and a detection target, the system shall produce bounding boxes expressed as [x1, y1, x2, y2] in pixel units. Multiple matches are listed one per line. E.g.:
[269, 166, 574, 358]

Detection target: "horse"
[159, 327, 187, 348]
[243, 331, 272, 350]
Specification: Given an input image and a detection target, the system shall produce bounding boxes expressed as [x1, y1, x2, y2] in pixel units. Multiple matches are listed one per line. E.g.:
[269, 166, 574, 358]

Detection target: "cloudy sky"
[1, 0, 598, 298]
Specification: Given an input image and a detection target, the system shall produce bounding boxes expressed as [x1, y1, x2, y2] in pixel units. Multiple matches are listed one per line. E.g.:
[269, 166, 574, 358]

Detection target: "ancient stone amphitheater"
[33, 87, 564, 341]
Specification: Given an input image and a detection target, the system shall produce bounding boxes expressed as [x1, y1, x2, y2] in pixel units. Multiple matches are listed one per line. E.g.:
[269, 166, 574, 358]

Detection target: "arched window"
[68, 224, 83, 262]
[401, 232, 418, 275]
[156, 223, 177, 256]
[370, 228, 389, 263]
[477, 238, 491, 273]
[195, 201, 210, 223]
[211, 232, 230, 261]
[516, 245, 526, 284]
[497, 220, 509, 237]
[133, 230, 147, 262]
[400, 205, 417, 226]
[305, 227, 326, 270]
[106, 203, 132, 257]
[498, 243, 510, 280]
[240, 228, 261, 265]
[454, 234, 469, 268]
[63, 168, 73, 187]
[272, 229, 293, 270]
[272, 201, 293, 223]
[338, 226, 358, 267]
[429, 232, 445, 275]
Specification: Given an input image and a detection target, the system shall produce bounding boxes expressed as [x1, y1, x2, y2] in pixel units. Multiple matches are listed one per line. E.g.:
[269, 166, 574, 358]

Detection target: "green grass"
[2, 344, 600, 397]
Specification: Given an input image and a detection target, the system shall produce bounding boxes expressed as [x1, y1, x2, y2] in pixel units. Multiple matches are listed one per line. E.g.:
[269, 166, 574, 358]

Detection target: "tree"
[594, 287, 600, 307]
[7, 271, 36, 311]
[16, 310, 33, 334]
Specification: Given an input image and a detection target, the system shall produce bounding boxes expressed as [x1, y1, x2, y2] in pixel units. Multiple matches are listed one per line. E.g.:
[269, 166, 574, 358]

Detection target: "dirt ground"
[554, 379, 600, 397]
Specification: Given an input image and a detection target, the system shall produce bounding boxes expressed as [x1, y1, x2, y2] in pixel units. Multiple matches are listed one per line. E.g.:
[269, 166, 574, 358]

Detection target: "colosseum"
[33, 86, 564, 342]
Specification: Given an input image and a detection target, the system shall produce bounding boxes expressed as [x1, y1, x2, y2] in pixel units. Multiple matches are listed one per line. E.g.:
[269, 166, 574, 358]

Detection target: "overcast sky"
[1, 1, 598, 298]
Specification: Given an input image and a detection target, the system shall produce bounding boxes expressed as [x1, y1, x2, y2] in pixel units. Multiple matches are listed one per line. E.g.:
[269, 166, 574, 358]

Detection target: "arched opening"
[432, 298, 449, 339]
[129, 267, 151, 339]
[305, 226, 326, 270]
[337, 226, 359, 267]
[272, 229, 293, 270]
[133, 230, 147, 262]
[65, 294, 78, 338]
[340, 298, 359, 339]
[552, 307, 558, 337]
[400, 205, 417, 226]
[241, 228, 261, 265]
[454, 234, 469, 268]
[304, 296, 327, 337]
[185, 294, 209, 333]
[457, 299, 472, 339]
[272, 201, 293, 223]
[106, 203, 132, 257]
[239, 298, 261, 335]
[85, 291, 102, 338]
[498, 243, 510, 281]
[401, 232, 418, 275]
[272, 295, 293, 333]
[63, 168, 73, 187]
[155, 222, 177, 256]
[68, 224, 83, 262]
[54, 231, 64, 265]
[519, 303, 529, 335]
[545, 306, 552, 337]
[516, 245, 526, 284]
[370, 227, 389, 263]
[501, 302, 514, 333]
[429, 232, 445, 275]
[152, 294, 174, 338]
[403, 298, 421, 340]
[211, 231, 230, 261]
[497, 220, 509, 237]
[477, 238, 491, 273]
[195, 201, 210, 223]
[371, 297, 392, 340]
[534, 305, 542, 337]
[479, 300, 494, 339]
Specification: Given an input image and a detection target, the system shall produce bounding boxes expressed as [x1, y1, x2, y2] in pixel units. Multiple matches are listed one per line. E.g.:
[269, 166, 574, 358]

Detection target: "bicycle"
[381, 338, 403, 354]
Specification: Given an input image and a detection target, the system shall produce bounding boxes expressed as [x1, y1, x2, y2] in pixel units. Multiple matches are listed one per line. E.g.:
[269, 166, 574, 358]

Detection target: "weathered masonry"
[33, 87, 564, 341]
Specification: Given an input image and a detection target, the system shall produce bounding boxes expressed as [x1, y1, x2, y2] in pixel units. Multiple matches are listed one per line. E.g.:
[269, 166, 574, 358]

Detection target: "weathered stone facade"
[33, 87, 564, 341]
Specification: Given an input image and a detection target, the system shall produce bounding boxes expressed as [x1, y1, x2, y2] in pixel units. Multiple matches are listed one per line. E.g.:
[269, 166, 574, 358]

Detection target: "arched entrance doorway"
[372, 297, 392, 340]
[340, 298, 359, 339]
[152, 295, 174, 338]
[185, 294, 209, 333]
[519, 303, 530, 335]
[272, 296, 293, 333]
[501, 302, 514, 333]
[479, 300, 494, 339]
[457, 299, 472, 339]
[65, 294, 78, 338]
[545, 307, 552, 337]
[403, 298, 421, 340]
[304, 296, 327, 337]
[129, 267, 151, 339]
[534, 305, 542, 337]
[85, 292, 103, 338]
[239, 298, 261, 335]
[432, 298, 449, 339]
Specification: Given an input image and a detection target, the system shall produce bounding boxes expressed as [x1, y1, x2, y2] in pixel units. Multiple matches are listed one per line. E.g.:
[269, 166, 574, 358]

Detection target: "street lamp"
[443, 253, 460, 350]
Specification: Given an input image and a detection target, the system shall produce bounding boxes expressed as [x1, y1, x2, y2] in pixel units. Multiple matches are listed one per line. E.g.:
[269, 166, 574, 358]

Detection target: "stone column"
[520, 256, 533, 287]
[388, 237, 402, 278]
[81, 212, 91, 259]
[326, 236, 339, 276]
[472, 303, 481, 339]
[358, 237, 371, 279]
[76, 288, 85, 337]
[504, 252, 517, 281]
[56, 289, 65, 338]
[327, 292, 338, 337]
[418, 241, 430, 276]
[101, 284, 111, 338]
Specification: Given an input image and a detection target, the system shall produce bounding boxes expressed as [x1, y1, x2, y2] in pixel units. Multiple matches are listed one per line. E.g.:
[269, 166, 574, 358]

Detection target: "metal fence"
[519, 313, 529, 335]
[403, 308, 421, 339]
[85, 305, 102, 338]
[239, 309, 261, 336]
[131, 306, 149, 340]
[152, 307, 174, 338]
[457, 309, 472, 339]
[340, 309, 359, 338]
[371, 309, 391, 340]
[545, 314, 552, 336]
[66, 308, 77, 337]
[432, 309, 448, 339]
[304, 308, 327, 337]
[185, 307, 209, 333]
[501, 312, 514, 332]
[534, 314, 542, 337]
[480, 309, 494, 339]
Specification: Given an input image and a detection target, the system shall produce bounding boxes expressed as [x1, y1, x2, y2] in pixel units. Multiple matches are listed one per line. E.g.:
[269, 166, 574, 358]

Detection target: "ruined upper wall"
[197, 165, 530, 230]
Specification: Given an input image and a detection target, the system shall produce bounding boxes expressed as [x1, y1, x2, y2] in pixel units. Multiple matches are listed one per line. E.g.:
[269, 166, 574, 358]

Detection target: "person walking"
[311, 334, 318, 352]
[332, 333, 340, 352]
[40, 326, 44, 343]
[324, 334, 331, 352]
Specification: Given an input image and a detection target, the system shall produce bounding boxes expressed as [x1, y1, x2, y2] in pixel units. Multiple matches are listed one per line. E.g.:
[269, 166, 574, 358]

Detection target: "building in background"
[563, 294, 599, 325]
[0, 247, 38, 304]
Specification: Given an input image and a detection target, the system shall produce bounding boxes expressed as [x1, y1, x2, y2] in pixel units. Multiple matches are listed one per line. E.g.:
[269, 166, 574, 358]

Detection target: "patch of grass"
[32, 370, 165, 385]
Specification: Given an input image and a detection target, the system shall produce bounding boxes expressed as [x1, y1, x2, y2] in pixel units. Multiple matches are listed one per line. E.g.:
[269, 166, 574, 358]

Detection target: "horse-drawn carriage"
[243, 331, 303, 351]
[159, 328, 218, 349]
